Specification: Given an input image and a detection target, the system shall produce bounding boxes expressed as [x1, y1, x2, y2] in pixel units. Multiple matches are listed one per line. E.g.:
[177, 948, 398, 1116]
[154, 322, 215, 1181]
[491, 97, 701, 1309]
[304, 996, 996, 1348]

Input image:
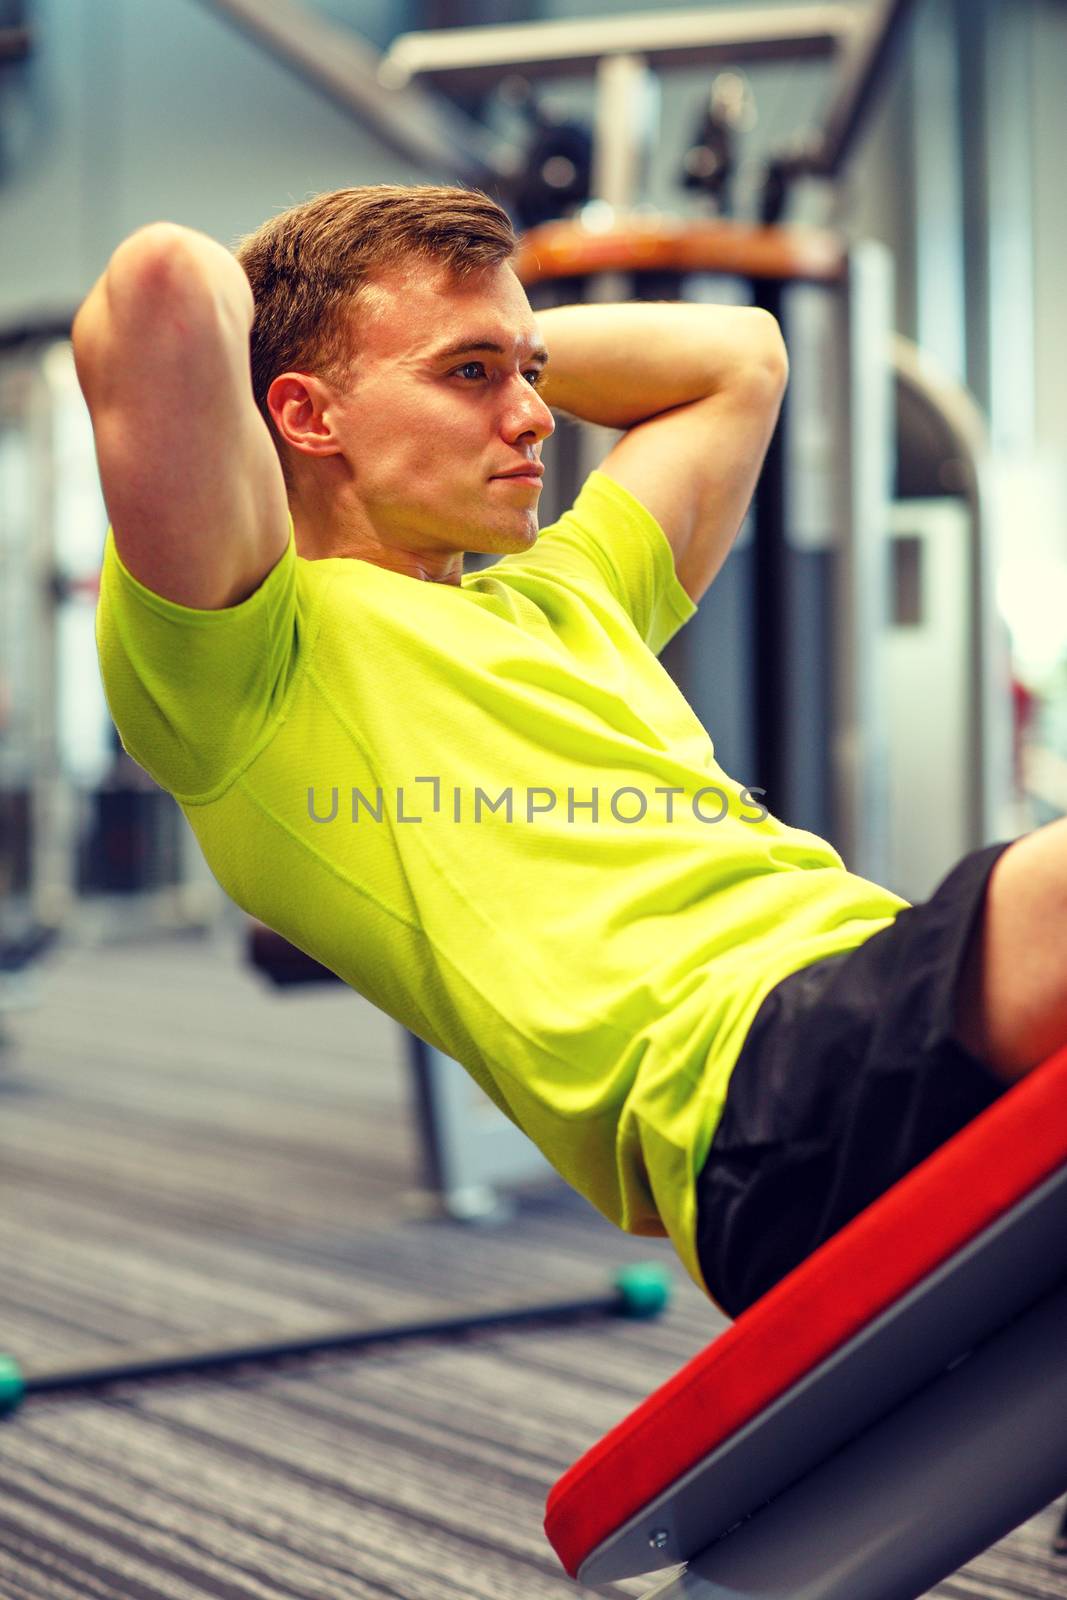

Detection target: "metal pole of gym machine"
[755, 0, 917, 880]
[560, 0, 918, 879]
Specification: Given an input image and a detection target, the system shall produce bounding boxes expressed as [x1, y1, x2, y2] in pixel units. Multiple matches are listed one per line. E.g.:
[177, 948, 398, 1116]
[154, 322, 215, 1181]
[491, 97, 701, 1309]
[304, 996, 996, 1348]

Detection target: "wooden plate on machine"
[515, 214, 848, 288]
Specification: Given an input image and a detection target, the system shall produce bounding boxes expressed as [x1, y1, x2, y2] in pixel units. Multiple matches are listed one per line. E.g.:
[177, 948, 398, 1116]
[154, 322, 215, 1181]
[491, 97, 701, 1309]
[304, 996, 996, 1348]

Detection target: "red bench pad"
[545, 1045, 1067, 1578]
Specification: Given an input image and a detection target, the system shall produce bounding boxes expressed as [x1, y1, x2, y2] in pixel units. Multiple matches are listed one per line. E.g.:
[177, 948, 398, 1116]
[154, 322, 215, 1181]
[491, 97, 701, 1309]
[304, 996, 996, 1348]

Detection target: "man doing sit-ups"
[74, 184, 1067, 1318]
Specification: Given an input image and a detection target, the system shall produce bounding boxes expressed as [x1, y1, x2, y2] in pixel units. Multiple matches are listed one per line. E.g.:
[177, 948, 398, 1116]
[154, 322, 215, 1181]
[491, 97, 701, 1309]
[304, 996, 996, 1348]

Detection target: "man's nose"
[504, 380, 555, 443]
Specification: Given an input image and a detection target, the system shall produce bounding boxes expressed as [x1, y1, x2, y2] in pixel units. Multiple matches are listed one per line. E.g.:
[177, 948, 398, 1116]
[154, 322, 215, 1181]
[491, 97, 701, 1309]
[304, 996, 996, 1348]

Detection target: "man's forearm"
[532, 301, 788, 430]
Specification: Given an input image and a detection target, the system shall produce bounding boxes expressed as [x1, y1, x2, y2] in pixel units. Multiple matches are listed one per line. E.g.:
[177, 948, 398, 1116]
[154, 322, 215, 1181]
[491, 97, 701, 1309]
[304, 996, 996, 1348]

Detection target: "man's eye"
[452, 362, 544, 386]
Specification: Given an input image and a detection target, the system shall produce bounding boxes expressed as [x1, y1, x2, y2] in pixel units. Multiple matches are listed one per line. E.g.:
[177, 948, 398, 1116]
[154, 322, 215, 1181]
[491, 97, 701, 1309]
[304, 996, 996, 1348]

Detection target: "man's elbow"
[752, 309, 789, 388]
[74, 224, 255, 413]
[713, 310, 789, 401]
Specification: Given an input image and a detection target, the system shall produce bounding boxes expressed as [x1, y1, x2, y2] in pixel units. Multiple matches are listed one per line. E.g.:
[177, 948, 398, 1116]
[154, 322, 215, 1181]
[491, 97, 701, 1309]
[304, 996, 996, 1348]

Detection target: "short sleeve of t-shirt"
[491, 470, 697, 656]
[94, 517, 305, 804]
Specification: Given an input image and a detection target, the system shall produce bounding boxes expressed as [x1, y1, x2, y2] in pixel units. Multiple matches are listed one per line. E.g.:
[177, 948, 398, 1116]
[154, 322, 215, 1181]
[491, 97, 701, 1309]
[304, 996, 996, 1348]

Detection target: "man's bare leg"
[954, 816, 1067, 1084]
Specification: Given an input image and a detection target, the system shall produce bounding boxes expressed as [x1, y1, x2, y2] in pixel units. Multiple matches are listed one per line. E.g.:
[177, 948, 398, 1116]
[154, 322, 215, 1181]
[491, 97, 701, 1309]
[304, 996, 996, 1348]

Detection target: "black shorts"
[694, 840, 1015, 1320]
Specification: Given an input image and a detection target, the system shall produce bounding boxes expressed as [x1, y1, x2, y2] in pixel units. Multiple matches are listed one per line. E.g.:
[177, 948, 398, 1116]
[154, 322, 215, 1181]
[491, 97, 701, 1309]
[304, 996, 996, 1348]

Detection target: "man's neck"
[291, 493, 464, 585]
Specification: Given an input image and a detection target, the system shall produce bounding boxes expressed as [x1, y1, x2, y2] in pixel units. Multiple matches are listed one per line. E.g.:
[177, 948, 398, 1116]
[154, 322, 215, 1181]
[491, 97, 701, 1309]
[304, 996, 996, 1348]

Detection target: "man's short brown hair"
[233, 184, 517, 480]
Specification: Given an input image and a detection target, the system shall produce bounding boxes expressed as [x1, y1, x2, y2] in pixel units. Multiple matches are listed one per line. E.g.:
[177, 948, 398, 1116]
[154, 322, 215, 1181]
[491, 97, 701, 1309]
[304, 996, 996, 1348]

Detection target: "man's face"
[329, 257, 555, 562]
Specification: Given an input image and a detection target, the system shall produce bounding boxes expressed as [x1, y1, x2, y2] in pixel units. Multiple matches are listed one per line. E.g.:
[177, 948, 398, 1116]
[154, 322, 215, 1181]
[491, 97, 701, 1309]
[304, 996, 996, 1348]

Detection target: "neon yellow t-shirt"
[95, 470, 908, 1297]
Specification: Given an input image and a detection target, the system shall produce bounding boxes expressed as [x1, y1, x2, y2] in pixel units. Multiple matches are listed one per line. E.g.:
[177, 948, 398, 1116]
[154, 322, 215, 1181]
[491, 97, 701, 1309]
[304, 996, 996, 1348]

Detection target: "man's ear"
[267, 372, 341, 460]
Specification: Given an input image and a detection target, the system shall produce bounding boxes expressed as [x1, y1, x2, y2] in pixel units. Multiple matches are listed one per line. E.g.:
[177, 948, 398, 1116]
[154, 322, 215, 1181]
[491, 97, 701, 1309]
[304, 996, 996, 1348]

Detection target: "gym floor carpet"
[0, 930, 1062, 1600]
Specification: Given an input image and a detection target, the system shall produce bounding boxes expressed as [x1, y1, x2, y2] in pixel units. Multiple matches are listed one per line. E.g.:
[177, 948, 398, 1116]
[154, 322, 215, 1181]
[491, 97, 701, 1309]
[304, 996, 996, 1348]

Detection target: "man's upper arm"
[73, 223, 290, 611]
[595, 359, 788, 606]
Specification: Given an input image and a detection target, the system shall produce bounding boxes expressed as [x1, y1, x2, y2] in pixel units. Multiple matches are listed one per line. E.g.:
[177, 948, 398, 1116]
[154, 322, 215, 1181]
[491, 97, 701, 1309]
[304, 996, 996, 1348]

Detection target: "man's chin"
[471, 514, 540, 556]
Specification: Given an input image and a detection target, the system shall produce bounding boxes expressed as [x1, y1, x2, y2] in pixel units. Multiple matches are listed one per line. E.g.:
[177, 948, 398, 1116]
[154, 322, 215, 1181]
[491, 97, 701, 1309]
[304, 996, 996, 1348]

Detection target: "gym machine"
[0, 323, 225, 965]
[0, 323, 71, 1016]
[546, 1044, 1067, 1590]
